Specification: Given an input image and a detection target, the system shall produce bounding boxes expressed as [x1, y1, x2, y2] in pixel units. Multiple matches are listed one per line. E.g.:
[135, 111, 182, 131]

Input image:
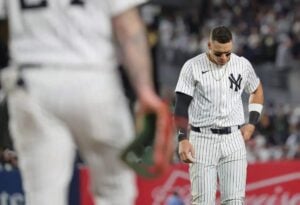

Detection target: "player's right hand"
[240, 123, 255, 141]
[136, 86, 163, 113]
[178, 139, 195, 163]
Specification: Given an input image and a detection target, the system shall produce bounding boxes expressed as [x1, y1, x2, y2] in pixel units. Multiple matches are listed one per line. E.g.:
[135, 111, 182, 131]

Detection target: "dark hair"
[210, 26, 232, 43]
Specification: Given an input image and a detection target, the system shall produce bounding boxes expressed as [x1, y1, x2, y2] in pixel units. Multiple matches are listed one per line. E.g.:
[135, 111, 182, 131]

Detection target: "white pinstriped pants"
[2, 67, 136, 205]
[189, 129, 247, 205]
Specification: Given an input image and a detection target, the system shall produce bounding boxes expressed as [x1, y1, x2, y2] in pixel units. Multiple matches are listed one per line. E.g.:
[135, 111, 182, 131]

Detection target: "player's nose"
[220, 54, 229, 63]
[220, 54, 227, 60]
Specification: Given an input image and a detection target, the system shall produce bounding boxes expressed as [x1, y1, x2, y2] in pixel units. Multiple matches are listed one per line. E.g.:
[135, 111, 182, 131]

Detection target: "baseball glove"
[120, 102, 173, 178]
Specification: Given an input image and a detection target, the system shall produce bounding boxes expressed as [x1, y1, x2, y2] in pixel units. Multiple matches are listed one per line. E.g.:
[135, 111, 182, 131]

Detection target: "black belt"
[190, 125, 241, 135]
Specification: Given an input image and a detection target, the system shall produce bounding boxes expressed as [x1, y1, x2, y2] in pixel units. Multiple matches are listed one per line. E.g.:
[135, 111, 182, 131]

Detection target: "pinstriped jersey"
[175, 53, 260, 127]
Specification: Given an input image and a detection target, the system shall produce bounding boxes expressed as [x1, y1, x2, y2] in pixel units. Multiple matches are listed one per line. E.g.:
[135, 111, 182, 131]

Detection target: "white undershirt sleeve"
[175, 60, 195, 96]
[244, 58, 260, 94]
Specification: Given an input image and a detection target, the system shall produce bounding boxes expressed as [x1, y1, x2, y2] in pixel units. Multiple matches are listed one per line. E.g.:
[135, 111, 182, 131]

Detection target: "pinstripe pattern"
[175, 52, 259, 204]
[189, 130, 247, 205]
[175, 53, 260, 128]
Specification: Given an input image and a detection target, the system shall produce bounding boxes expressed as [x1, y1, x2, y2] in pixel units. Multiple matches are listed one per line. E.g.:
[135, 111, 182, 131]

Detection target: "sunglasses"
[213, 52, 231, 57]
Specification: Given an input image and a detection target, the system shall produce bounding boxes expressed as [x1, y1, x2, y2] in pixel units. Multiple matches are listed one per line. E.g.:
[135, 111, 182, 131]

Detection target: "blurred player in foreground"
[0, 0, 163, 204]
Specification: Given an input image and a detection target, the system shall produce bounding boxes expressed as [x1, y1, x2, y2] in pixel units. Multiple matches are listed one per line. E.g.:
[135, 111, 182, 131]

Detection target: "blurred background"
[1, 0, 300, 204]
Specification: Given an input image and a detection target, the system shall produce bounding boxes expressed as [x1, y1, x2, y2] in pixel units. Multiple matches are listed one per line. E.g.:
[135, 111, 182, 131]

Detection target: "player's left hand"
[240, 123, 255, 141]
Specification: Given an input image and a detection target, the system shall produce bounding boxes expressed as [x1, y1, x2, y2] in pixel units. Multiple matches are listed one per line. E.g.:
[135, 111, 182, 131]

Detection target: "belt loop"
[227, 127, 231, 133]
[17, 65, 27, 89]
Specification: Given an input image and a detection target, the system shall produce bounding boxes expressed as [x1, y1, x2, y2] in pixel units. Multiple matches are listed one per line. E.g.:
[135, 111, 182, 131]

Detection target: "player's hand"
[178, 139, 195, 163]
[0, 149, 18, 167]
[136, 86, 163, 113]
[240, 123, 255, 141]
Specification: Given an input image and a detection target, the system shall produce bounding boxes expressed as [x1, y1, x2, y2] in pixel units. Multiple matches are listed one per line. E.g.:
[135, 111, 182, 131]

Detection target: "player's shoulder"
[183, 53, 206, 67]
[230, 53, 254, 71]
[188, 53, 206, 63]
[231, 53, 252, 65]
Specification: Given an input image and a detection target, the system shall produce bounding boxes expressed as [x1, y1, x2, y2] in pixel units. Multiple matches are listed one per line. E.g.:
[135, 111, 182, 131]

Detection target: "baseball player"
[174, 26, 264, 204]
[0, 0, 163, 205]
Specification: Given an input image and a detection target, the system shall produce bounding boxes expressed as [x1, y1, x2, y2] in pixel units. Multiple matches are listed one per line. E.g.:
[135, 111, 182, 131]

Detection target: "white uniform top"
[0, 0, 145, 67]
[175, 53, 260, 128]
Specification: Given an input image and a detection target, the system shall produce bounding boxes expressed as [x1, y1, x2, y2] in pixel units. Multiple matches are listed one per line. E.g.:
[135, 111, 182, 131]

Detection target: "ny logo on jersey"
[228, 73, 242, 92]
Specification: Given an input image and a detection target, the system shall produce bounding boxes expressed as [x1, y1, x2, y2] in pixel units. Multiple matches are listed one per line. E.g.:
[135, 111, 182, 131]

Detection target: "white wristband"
[248, 103, 263, 114]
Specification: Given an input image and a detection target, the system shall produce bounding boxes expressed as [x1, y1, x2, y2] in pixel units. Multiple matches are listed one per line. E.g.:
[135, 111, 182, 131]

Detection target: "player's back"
[3, 0, 118, 66]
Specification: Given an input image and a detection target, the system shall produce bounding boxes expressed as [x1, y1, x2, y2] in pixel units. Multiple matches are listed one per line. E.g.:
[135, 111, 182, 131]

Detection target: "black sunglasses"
[213, 52, 231, 57]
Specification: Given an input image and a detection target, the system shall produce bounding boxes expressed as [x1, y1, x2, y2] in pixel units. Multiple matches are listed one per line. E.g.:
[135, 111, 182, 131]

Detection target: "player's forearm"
[248, 82, 264, 125]
[174, 92, 193, 141]
[112, 8, 154, 97]
[249, 82, 264, 105]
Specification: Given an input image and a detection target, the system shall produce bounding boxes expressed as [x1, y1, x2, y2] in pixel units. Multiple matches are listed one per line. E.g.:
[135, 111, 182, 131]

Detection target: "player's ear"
[208, 41, 211, 50]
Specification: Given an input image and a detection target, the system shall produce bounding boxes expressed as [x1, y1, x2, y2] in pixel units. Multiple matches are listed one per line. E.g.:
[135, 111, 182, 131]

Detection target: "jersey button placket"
[220, 79, 227, 115]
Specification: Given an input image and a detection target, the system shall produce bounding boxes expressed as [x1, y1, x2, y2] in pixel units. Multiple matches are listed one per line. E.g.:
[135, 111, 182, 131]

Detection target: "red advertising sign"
[79, 161, 300, 205]
[246, 161, 300, 205]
